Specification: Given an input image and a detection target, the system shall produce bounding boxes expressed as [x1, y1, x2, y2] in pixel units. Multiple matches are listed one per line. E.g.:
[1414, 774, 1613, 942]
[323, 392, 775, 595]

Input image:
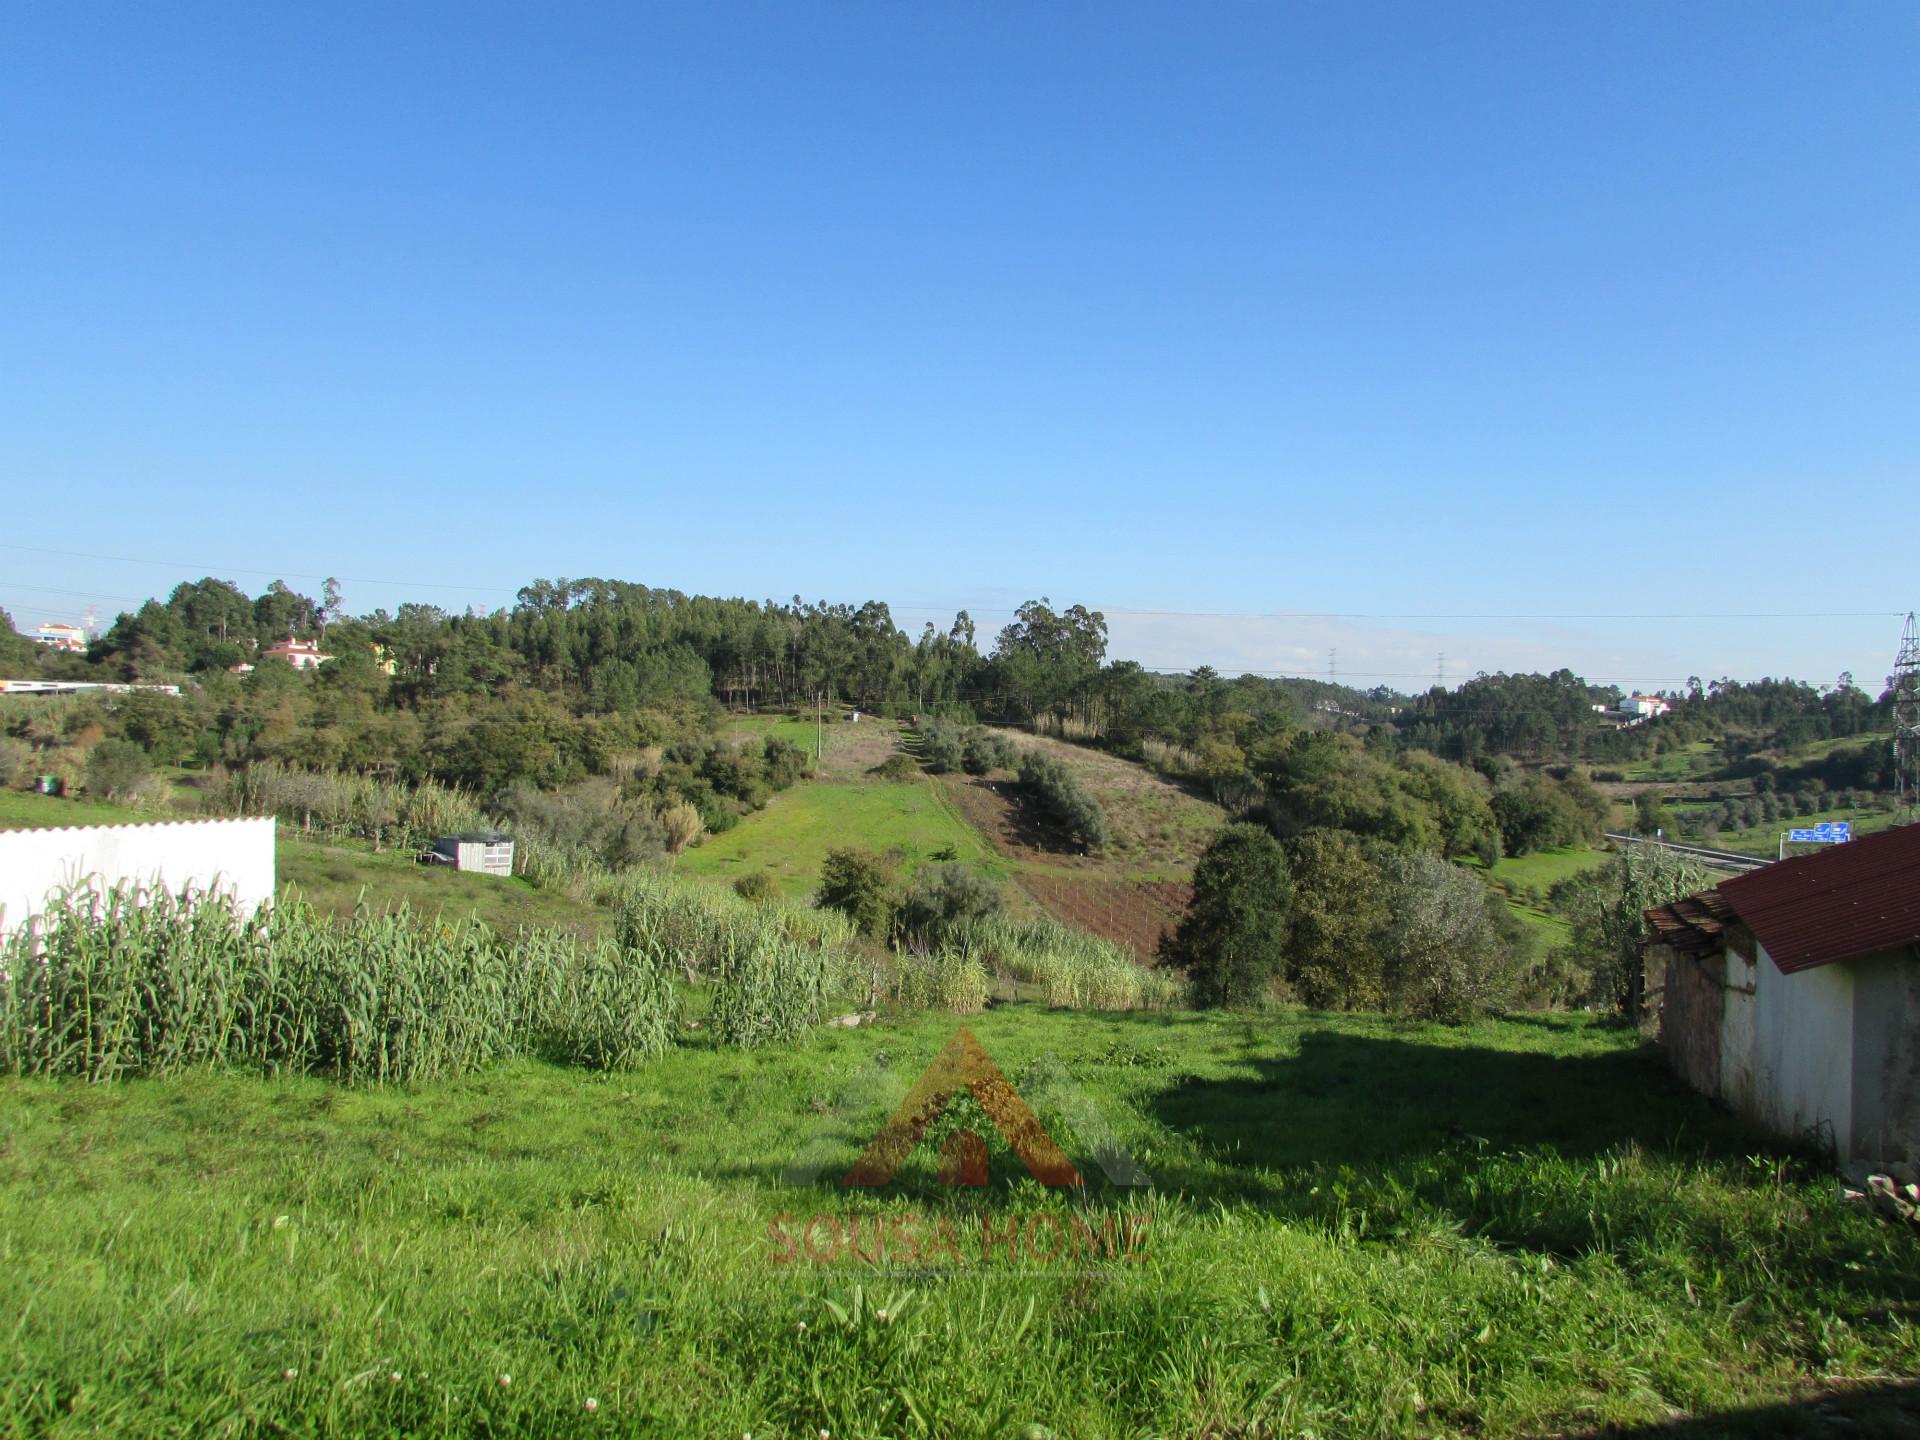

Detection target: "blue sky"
[2, 2, 1914, 690]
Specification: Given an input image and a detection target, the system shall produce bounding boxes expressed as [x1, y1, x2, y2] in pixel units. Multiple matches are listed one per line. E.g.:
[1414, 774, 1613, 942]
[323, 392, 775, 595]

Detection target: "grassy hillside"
[675, 720, 1229, 955]
[1472, 844, 1611, 941]
[677, 775, 1004, 899]
[3, 1007, 1915, 1436]
[997, 731, 1227, 878]
[280, 835, 612, 937]
[929, 730, 1229, 956]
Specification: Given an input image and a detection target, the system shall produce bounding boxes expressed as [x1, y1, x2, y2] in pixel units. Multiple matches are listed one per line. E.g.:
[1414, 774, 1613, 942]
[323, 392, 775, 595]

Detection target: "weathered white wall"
[1719, 946, 1758, 1115]
[0, 817, 277, 937]
[1850, 949, 1920, 1168]
[1751, 942, 1855, 1158]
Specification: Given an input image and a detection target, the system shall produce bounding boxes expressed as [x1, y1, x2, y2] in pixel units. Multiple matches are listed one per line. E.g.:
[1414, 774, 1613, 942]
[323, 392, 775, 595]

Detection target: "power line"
[1, 545, 1904, 622]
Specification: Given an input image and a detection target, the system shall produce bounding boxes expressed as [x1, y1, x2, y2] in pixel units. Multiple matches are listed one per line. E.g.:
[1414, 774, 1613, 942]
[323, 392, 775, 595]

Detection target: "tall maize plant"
[707, 932, 836, 1049]
[0, 887, 682, 1084]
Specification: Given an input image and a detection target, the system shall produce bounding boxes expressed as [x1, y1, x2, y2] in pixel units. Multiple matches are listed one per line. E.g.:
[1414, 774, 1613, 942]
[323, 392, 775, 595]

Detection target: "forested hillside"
[2, 576, 1903, 922]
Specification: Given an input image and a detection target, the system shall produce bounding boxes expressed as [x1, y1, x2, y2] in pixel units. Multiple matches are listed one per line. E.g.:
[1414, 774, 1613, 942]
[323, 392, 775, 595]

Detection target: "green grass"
[0, 788, 171, 830]
[2, 1006, 1915, 1437]
[1614, 740, 1721, 783]
[1473, 846, 1607, 937]
[679, 777, 1003, 898]
[719, 711, 832, 757]
[1482, 845, 1610, 890]
[280, 834, 612, 939]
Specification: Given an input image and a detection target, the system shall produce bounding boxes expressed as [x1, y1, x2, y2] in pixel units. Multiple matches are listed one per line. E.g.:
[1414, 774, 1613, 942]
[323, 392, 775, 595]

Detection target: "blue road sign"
[1787, 822, 1851, 843]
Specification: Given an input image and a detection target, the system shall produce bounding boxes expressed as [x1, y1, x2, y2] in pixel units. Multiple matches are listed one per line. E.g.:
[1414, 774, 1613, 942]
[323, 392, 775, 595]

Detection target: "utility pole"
[816, 691, 824, 765]
[1436, 652, 1446, 689]
[1893, 612, 1919, 824]
[1328, 648, 1337, 688]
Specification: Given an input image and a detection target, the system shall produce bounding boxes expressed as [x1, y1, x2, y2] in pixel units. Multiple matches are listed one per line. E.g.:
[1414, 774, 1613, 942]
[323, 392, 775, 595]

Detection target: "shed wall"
[1655, 943, 1724, 1100]
[1752, 942, 1853, 1157]
[1850, 948, 1920, 1169]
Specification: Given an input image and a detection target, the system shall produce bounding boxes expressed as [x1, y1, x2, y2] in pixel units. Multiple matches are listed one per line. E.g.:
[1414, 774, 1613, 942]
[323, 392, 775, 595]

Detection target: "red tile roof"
[1713, 822, 1920, 974]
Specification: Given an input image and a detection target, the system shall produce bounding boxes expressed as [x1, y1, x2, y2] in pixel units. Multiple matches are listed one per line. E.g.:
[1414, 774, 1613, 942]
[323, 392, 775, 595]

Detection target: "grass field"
[3, 1006, 1916, 1437]
[0, 788, 162, 830]
[280, 834, 612, 938]
[1483, 845, 1612, 892]
[719, 711, 832, 759]
[1614, 740, 1721, 783]
[1473, 846, 1610, 941]
[678, 775, 1005, 898]
[1012, 733, 1227, 878]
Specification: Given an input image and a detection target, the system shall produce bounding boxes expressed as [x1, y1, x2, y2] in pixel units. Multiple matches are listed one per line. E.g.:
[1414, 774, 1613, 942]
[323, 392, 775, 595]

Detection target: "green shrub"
[920, 716, 966, 774]
[85, 740, 153, 803]
[1017, 751, 1111, 852]
[732, 870, 779, 903]
[816, 847, 898, 939]
[896, 863, 1003, 946]
[1163, 823, 1291, 1007]
[961, 728, 1020, 776]
[870, 753, 920, 783]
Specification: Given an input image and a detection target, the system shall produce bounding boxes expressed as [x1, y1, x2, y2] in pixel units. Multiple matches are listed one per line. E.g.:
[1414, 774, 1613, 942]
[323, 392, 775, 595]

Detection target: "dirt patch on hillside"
[1005, 731, 1227, 872]
[941, 771, 1197, 958]
[816, 718, 907, 779]
[944, 772, 1080, 858]
[1020, 872, 1192, 960]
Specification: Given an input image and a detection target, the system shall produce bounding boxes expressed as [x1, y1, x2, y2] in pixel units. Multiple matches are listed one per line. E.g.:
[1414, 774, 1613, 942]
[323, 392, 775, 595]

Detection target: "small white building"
[425, 831, 515, 877]
[1622, 693, 1671, 718]
[1647, 823, 1920, 1169]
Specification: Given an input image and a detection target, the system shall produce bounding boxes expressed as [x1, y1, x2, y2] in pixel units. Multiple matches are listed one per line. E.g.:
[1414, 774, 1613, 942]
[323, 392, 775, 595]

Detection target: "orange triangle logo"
[841, 1027, 1082, 1188]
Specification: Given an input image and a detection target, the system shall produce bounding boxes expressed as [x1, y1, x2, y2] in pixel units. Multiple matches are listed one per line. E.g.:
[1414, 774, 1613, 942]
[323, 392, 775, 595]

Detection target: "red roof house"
[262, 636, 331, 671]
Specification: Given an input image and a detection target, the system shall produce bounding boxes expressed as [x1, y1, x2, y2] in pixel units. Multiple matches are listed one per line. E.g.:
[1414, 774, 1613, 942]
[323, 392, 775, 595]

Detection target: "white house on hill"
[33, 622, 87, 652]
[263, 636, 331, 670]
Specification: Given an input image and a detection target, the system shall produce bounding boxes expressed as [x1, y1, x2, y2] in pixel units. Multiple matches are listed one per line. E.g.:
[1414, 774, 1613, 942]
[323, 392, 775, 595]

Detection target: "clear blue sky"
[3, 2, 1914, 690]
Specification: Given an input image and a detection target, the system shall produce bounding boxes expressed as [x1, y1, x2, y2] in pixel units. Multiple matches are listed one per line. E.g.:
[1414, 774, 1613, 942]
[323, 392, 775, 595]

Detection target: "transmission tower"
[1894, 611, 1920, 824]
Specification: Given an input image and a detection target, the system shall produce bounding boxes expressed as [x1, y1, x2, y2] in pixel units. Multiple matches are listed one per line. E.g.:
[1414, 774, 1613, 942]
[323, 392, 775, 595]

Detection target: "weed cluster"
[959, 914, 1181, 1010]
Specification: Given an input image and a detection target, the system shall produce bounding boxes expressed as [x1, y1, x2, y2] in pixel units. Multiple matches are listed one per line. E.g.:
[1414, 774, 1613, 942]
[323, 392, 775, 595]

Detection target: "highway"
[1603, 832, 1769, 874]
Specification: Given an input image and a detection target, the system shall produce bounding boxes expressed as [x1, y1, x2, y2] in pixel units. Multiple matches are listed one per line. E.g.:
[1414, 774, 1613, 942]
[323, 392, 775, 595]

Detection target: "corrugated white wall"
[0, 817, 277, 937]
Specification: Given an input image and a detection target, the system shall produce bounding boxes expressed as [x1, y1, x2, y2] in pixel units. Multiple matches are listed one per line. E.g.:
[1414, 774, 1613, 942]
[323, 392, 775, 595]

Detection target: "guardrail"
[1603, 832, 1768, 873]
